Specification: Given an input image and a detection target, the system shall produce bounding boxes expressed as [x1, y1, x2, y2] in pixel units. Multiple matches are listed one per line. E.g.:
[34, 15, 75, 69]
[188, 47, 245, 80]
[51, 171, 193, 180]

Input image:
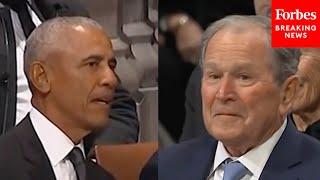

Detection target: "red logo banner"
[272, 0, 320, 47]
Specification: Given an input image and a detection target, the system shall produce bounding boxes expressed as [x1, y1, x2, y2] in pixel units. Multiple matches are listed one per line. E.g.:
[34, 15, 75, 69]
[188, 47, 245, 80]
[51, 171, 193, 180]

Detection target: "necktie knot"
[67, 147, 86, 180]
[222, 160, 248, 180]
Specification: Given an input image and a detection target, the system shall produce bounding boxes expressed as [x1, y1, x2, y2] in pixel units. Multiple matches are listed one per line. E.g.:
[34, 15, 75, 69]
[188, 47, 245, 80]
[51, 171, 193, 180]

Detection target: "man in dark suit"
[159, 15, 320, 179]
[0, 16, 117, 179]
[0, 0, 139, 154]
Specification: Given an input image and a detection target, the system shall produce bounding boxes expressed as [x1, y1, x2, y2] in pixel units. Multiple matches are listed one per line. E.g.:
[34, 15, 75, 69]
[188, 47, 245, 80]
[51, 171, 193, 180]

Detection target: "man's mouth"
[214, 112, 240, 117]
[92, 96, 113, 106]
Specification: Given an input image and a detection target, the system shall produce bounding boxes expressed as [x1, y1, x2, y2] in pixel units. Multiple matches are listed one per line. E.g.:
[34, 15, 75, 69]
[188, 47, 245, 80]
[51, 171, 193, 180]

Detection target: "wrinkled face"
[201, 26, 285, 147]
[47, 25, 118, 131]
[254, 0, 271, 16]
[292, 49, 320, 122]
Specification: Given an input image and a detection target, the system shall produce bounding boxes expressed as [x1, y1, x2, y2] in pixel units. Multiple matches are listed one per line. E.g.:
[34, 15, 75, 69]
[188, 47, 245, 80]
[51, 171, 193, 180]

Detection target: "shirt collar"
[212, 141, 230, 172]
[30, 107, 85, 167]
[211, 119, 287, 178]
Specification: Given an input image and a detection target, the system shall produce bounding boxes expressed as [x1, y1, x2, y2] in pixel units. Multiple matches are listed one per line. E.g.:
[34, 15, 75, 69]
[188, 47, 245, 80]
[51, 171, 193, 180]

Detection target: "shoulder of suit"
[0, 118, 32, 157]
[0, 127, 24, 174]
[159, 136, 215, 161]
[298, 132, 320, 155]
[85, 159, 115, 180]
[0, 127, 19, 148]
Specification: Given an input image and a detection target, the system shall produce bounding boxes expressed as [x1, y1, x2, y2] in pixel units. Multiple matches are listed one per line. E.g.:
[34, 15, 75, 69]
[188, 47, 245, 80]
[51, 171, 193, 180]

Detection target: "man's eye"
[239, 74, 250, 80]
[208, 73, 220, 79]
[108, 59, 117, 70]
[88, 61, 99, 67]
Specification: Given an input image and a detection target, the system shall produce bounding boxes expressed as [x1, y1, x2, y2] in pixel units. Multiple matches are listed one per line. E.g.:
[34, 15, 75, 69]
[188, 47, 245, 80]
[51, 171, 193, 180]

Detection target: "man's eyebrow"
[203, 60, 256, 71]
[203, 61, 218, 69]
[81, 54, 104, 62]
[232, 63, 255, 71]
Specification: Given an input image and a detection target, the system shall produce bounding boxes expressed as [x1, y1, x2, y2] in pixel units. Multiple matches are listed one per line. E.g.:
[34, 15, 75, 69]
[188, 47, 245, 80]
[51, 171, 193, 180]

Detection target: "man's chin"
[209, 127, 243, 143]
[84, 118, 110, 132]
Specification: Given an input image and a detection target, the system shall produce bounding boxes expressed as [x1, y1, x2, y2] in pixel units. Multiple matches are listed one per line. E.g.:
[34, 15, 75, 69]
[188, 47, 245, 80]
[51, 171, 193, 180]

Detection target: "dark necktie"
[222, 160, 248, 180]
[67, 147, 86, 180]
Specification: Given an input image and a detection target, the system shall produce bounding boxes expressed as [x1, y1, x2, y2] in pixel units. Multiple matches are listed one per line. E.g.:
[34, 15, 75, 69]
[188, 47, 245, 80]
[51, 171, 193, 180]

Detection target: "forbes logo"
[275, 9, 317, 20]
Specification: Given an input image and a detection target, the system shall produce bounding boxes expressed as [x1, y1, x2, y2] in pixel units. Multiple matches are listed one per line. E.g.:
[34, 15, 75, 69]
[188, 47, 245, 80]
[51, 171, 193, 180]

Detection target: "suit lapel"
[260, 118, 303, 180]
[181, 136, 217, 179]
[86, 160, 115, 180]
[15, 115, 56, 180]
[27, 0, 45, 21]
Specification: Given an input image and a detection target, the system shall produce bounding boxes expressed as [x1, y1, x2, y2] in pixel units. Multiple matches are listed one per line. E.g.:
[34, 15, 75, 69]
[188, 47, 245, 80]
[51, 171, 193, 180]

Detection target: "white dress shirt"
[207, 119, 287, 180]
[30, 107, 86, 180]
[0, 1, 43, 124]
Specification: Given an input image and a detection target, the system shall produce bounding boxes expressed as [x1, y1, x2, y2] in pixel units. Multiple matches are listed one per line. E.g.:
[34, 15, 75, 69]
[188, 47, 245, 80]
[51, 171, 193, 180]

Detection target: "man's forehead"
[212, 23, 266, 39]
[203, 60, 256, 70]
[206, 25, 268, 53]
[45, 27, 113, 58]
[58, 25, 111, 46]
[204, 26, 272, 68]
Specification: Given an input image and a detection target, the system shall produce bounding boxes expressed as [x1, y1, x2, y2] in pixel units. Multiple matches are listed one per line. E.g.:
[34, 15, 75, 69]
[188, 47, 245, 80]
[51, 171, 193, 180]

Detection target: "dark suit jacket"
[0, 115, 115, 180]
[160, 120, 320, 180]
[180, 65, 207, 141]
[140, 152, 158, 180]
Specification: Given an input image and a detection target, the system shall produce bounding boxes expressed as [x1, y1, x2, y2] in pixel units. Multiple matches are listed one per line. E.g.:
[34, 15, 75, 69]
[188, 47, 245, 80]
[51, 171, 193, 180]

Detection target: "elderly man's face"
[201, 26, 287, 150]
[47, 26, 118, 130]
[292, 49, 320, 124]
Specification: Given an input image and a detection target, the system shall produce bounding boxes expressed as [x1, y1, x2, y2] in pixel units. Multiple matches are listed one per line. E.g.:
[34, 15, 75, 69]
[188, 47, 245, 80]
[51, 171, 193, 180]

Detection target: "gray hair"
[199, 15, 300, 85]
[24, 16, 103, 75]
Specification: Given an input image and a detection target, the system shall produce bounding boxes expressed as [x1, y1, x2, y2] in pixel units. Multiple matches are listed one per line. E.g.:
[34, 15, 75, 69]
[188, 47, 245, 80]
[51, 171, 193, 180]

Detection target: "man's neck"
[223, 119, 285, 157]
[31, 98, 90, 144]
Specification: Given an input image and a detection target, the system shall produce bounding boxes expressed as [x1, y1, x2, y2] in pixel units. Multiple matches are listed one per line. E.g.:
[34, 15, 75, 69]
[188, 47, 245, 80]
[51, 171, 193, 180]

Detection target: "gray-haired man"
[0, 16, 115, 180]
[159, 15, 320, 180]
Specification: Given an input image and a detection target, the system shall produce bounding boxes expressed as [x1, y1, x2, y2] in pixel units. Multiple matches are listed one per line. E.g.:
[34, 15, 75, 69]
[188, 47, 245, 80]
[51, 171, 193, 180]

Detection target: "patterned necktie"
[222, 160, 248, 180]
[67, 147, 86, 180]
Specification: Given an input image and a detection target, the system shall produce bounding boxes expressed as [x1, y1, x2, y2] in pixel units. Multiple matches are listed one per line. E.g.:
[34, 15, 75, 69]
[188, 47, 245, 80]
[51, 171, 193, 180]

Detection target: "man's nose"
[216, 76, 236, 102]
[100, 67, 118, 89]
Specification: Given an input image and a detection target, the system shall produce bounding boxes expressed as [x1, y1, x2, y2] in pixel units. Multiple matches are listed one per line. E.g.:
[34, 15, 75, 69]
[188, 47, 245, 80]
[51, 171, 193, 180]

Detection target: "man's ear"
[279, 75, 299, 114]
[29, 61, 51, 94]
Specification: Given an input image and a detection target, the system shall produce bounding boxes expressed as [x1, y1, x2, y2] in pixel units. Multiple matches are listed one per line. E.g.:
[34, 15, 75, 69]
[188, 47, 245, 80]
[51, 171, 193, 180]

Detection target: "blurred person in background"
[291, 48, 320, 139]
